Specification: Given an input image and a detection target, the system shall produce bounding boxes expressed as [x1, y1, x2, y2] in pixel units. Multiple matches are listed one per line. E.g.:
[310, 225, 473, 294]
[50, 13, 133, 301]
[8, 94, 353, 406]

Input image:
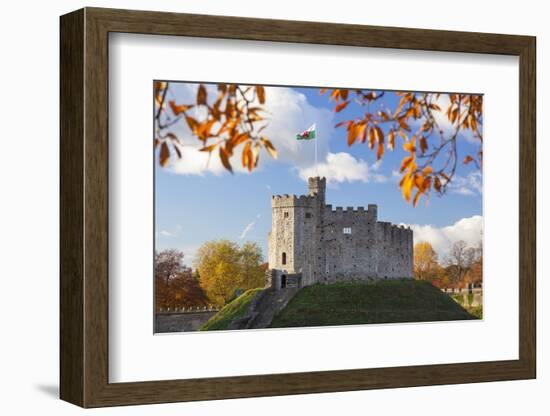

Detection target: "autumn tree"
[155, 249, 208, 311]
[239, 242, 266, 289]
[155, 82, 482, 206]
[413, 241, 439, 281]
[194, 240, 265, 305]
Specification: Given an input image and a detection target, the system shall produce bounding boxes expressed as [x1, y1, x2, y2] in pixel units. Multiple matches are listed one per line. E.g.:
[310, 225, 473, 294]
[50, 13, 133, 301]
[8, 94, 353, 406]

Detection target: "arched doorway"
[281, 274, 287, 289]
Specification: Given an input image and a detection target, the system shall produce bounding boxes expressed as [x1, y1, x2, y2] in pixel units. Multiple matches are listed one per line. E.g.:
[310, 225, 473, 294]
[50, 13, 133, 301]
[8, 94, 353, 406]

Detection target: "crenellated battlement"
[325, 203, 378, 222]
[272, 193, 316, 208]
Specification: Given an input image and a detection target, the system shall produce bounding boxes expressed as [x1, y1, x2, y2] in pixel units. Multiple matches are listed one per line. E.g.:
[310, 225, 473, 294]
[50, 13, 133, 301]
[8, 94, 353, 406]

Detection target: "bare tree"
[155, 249, 209, 311]
[155, 249, 184, 285]
[446, 240, 468, 283]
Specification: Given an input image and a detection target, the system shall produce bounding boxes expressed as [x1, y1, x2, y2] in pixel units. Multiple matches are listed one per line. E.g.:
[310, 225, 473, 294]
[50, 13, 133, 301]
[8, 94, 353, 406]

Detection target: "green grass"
[200, 288, 263, 331]
[468, 306, 483, 319]
[270, 279, 477, 329]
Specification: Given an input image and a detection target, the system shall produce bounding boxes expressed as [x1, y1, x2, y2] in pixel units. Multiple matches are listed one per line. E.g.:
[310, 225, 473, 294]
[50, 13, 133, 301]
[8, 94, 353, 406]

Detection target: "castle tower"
[308, 176, 326, 204]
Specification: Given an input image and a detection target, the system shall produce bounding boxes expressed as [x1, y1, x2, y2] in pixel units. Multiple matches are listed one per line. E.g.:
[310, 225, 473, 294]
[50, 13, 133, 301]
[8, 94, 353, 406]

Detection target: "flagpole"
[315, 126, 318, 177]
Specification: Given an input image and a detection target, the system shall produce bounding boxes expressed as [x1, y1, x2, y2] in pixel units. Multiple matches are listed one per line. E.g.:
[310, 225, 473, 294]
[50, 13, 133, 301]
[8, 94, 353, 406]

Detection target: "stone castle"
[266, 177, 413, 290]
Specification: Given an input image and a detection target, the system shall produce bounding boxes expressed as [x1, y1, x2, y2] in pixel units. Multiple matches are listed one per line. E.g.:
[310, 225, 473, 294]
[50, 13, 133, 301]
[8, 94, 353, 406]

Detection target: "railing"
[157, 305, 221, 314]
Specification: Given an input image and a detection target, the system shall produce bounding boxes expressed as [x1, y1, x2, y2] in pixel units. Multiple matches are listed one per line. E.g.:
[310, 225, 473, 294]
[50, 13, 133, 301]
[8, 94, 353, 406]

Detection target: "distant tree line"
[155, 241, 266, 312]
[413, 240, 482, 289]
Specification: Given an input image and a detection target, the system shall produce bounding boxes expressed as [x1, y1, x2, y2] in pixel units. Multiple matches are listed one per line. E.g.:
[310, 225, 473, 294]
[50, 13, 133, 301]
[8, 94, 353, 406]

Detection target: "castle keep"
[267, 177, 413, 290]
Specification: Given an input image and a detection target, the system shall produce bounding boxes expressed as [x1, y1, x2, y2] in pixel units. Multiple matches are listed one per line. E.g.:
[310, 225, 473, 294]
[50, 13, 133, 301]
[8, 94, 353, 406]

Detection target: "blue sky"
[155, 82, 483, 267]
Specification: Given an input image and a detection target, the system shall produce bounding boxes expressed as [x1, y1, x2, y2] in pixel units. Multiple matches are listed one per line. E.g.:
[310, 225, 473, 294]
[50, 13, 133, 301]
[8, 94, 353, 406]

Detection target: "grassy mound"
[200, 288, 263, 331]
[270, 279, 476, 328]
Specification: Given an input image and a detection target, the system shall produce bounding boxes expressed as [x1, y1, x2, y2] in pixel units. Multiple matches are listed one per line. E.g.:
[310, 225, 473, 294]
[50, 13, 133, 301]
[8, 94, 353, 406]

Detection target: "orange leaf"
[347, 123, 359, 146]
[256, 86, 266, 104]
[185, 116, 199, 133]
[159, 142, 170, 167]
[197, 85, 207, 105]
[463, 155, 474, 165]
[199, 143, 218, 153]
[360, 124, 367, 143]
[219, 146, 233, 172]
[374, 126, 384, 145]
[169, 101, 193, 115]
[261, 137, 278, 159]
[376, 140, 384, 160]
[251, 142, 261, 168]
[400, 156, 414, 173]
[368, 127, 376, 149]
[414, 173, 424, 189]
[413, 190, 422, 207]
[401, 174, 414, 202]
[403, 136, 416, 153]
[388, 130, 396, 150]
[232, 133, 250, 147]
[419, 136, 428, 154]
[334, 100, 350, 113]
[242, 141, 251, 169]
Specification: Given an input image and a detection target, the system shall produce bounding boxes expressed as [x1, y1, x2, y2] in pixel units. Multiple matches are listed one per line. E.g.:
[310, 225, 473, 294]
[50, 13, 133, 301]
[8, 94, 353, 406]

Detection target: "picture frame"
[60, 7, 536, 408]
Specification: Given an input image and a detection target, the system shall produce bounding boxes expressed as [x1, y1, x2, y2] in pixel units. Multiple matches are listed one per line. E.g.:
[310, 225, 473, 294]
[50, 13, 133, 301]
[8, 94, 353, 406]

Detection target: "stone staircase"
[228, 288, 299, 330]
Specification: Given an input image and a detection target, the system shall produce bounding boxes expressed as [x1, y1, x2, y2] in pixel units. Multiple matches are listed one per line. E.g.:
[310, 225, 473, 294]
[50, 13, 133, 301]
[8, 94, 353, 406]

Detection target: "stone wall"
[155, 310, 219, 333]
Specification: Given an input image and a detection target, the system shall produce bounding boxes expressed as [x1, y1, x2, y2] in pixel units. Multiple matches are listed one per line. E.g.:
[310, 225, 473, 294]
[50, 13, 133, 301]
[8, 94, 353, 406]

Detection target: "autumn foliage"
[154, 81, 277, 173]
[154, 249, 208, 311]
[155, 82, 482, 207]
[322, 89, 483, 206]
[413, 241, 440, 281]
[413, 240, 483, 290]
[193, 240, 266, 306]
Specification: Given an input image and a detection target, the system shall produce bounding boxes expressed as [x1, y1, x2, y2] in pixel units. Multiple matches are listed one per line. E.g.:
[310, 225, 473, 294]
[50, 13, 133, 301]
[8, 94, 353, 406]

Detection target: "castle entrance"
[281, 274, 287, 289]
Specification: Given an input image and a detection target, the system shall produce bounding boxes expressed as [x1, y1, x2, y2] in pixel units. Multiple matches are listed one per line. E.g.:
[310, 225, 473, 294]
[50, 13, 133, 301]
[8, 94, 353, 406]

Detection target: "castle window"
[305, 213, 312, 219]
[284, 212, 289, 218]
[282, 252, 287, 265]
[343, 227, 352, 235]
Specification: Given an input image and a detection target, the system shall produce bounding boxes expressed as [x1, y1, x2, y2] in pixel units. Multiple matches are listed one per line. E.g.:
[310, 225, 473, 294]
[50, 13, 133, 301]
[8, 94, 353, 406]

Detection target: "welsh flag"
[296, 124, 316, 140]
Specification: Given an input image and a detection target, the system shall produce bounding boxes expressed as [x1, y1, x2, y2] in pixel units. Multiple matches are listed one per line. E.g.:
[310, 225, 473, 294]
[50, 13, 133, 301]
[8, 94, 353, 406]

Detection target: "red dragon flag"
[296, 124, 317, 140]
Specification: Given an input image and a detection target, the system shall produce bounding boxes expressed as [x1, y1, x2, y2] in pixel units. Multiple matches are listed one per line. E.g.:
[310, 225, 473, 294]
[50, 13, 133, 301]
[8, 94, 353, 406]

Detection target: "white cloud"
[298, 152, 387, 185]
[448, 171, 482, 196]
[406, 215, 483, 259]
[162, 84, 335, 176]
[157, 224, 182, 238]
[239, 214, 261, 240]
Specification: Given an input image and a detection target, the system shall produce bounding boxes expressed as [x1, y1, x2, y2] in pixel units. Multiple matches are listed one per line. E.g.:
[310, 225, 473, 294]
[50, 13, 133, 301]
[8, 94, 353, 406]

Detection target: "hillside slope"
[200, 287, 298, 331]
[270, 279, 477, 328]
[200, 288, 263, 331]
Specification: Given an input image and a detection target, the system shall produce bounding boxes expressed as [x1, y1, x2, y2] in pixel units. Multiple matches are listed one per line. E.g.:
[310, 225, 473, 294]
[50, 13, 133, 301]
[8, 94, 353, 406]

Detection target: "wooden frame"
[60, 7, 536, 408]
